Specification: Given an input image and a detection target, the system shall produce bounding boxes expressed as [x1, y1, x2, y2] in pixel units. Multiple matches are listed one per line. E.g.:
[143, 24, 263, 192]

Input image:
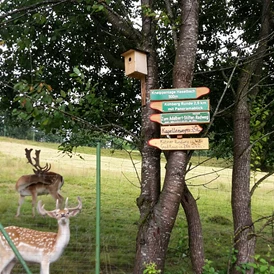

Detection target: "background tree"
[231, 0, 273, 272]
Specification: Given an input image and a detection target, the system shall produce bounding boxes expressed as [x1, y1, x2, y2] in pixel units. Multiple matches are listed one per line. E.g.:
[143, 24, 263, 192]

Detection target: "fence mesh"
[1, 139, 274, 273]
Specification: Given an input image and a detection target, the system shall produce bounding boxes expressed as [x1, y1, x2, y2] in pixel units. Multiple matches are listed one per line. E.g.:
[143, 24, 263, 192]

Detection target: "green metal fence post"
[0, 223, 32, 273]
[95, 142, 101, 274]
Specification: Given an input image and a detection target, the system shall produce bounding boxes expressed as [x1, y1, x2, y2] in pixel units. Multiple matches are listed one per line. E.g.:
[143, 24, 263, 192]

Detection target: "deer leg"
[1, 259, 16, 274]
[49, 192, 64, 208]
[31, 191, 38, 217]
[57, 193, 64, 207]
[15, 195, 25, 217]
[0, 251, 15, 274]
[40, 260, 50, 274]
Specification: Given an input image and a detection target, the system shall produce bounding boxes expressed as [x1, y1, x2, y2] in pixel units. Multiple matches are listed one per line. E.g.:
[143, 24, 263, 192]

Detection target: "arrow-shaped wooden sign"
[150, 100, 210, 112]
[150, 112, 210, 125]
[150, 87, 210, 101]
[148, 138, 209, 150]
[161, 125, 203, 135]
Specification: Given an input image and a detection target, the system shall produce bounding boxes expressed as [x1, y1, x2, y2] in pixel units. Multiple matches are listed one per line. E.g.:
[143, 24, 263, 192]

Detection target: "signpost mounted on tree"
[150, 87, 210, 101]
[148, 138, 209, 150]
[121, 49, 210, 151]
[150, 112, 210, 125]
[148, 87, 210, 150]
[150, 100, 210, 112]
[161, 125, 203, 135]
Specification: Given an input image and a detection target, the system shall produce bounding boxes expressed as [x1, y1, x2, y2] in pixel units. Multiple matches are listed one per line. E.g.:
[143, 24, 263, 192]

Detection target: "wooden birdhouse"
[121, 49, 148, 79]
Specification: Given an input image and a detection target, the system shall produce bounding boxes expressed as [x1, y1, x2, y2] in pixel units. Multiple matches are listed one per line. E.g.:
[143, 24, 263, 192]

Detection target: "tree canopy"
[1, 1, 273, 167]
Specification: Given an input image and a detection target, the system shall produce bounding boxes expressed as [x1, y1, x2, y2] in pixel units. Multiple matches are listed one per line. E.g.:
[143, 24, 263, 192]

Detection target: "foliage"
[0, 0, 141, 150]
[1, 0, 274, 169]
[143, 262, 161, 274]
[236, 246, 274, 274]
[10, 66, 139, 153]
[250, 96, 274, 172]
[202, 260, 221, 274]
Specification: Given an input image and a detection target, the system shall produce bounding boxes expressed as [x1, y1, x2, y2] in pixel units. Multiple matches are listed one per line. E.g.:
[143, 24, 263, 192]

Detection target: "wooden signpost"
[150, 112, 210, 125]
[150, 87, 209, 101]
[148, 138, 209, 150]
[161, 125, 203, 135]
[148, 86, 210, 151]
[150, 100, 210, 112]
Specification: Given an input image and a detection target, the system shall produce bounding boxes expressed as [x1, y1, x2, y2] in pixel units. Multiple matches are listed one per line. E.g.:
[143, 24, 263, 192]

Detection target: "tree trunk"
[134, 0, 162, 272]
[181, 184, 205, 274]
[174, 0, 205, 273]
[232, 79, 256, 273]
[181, 185, 205, 274]
[134, 0, 201, 273]
[231, 1, 272, 272]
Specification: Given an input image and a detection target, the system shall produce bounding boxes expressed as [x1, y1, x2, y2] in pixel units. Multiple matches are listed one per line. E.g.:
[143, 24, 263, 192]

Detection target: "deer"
[15, 148, 64, 217]
[0, 196, 82, 274]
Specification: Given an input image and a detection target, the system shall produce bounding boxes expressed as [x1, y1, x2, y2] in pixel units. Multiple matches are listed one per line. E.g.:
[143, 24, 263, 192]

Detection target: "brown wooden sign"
[161, 125, 203, 135]
[148, 138, 209, 150]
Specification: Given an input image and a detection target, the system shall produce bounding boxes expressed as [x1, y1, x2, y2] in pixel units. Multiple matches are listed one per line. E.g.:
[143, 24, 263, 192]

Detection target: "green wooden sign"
[150, 87, 209, 101]
[150, 100, 210, 112]
[150, 112, 210, 125]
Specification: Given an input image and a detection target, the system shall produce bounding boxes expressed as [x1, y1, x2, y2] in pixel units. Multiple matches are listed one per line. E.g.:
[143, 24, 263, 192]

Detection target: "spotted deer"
[0, 197, 82, 274]
[15, 148, 64, 217]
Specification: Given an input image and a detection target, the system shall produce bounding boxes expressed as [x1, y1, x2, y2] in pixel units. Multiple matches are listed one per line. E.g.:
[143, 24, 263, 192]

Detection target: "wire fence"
[1, 140, 274, 273]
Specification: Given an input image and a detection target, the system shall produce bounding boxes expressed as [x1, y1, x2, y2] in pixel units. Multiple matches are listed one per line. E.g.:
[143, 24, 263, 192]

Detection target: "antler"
[25, 148, 51, 174]
[37, 197, 82, 216]
[64, 197, 82, 211]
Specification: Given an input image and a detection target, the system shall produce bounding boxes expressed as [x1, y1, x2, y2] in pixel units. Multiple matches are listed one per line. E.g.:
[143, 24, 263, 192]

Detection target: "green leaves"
[250, 98, 272, 171]
[12, 66, 124, 140]
[236, 254, 274, 274]
[32, 13, 47, 25]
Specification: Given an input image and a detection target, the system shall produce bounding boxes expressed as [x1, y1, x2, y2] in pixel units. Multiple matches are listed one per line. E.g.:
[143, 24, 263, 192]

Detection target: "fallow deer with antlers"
[15, 148, 64, 217]
[0, 197, 82, 274]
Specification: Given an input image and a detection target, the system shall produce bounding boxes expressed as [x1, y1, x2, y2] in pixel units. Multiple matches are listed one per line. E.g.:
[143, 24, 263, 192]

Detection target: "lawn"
[0, 137, 274, 273]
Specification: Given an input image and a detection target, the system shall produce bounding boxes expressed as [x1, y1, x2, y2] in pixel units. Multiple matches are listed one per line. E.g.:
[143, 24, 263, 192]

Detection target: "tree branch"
[0, 0, 68, 21]
[164, 0, 178, 49]
[100, 2, 142, 42]
[250, 171, 274, 197]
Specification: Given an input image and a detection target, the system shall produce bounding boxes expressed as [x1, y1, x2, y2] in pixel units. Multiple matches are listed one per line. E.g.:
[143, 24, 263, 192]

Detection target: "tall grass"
[0, 137, 274, 273]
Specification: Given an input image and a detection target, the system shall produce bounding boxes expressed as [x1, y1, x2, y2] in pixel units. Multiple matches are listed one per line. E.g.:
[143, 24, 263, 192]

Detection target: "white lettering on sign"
[161, 125, 202, 135]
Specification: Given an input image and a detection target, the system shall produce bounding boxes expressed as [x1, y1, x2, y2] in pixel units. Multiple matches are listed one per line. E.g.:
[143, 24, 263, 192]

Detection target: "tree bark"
[232, 75, 256, 273]
[181, 184, 205, 274]
[134, 0, 162, 272]
[134, 0, 201, 273]
[174, 0, 205, 273]
[231, 0, 272, 272]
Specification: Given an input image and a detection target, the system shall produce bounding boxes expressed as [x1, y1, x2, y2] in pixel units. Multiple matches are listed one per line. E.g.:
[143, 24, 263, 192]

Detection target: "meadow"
[0, 137, 274, 273]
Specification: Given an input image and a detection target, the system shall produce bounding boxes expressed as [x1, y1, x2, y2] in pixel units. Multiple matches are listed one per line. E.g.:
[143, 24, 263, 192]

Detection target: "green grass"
[0, 137, 273, 273]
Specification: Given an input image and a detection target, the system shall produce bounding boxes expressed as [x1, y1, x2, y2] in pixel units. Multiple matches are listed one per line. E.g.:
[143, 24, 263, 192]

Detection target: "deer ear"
[69, 208, 81, 217]
[45, 210, 58, 218]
